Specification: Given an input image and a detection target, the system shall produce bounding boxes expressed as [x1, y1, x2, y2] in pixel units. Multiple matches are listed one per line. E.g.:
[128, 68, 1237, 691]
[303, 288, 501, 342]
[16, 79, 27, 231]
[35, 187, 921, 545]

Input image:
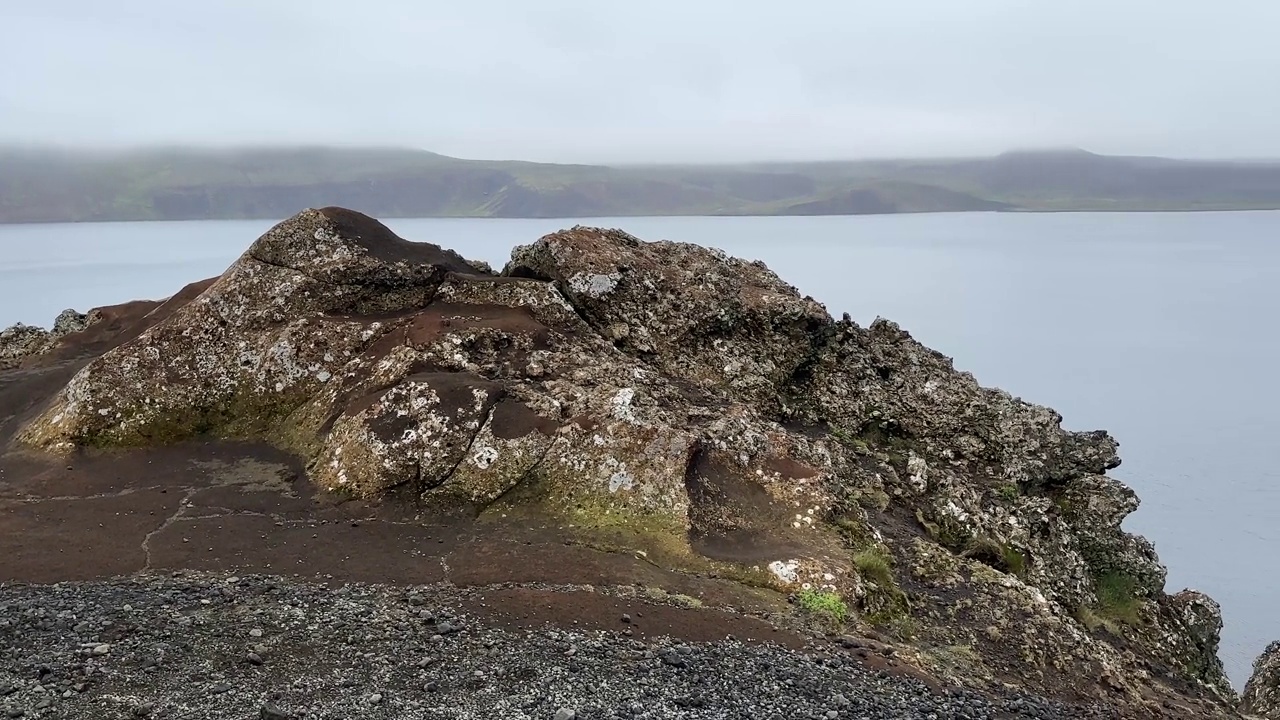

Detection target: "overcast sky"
[3, 1, 1279, 163]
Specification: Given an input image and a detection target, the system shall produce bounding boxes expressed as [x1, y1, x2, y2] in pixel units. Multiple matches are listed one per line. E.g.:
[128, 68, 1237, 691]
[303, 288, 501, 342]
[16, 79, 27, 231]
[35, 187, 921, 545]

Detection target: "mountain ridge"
[4, 146, 1280, 223]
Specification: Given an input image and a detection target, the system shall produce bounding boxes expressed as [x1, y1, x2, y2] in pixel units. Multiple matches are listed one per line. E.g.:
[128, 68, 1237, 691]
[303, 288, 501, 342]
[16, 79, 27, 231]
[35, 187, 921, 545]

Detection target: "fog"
[3, 0, 1279, 163]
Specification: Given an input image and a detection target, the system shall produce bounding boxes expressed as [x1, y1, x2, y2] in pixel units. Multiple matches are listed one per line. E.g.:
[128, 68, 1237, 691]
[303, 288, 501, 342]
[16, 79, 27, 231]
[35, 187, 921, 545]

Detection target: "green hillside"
[4, 146, 1280, 223]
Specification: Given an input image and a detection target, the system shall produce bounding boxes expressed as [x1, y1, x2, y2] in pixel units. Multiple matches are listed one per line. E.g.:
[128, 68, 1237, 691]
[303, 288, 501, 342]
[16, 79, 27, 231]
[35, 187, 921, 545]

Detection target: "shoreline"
[4, 205, 1280, 227]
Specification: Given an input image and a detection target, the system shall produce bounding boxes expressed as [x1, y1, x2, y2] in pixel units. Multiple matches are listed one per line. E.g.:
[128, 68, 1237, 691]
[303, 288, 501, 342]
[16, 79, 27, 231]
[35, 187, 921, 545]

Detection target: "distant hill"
[3, 145, 1280, 223]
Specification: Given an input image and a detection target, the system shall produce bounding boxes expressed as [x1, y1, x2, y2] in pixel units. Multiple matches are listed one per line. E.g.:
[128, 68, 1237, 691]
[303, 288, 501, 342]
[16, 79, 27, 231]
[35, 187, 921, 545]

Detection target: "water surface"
[2, 211, 1277, 686]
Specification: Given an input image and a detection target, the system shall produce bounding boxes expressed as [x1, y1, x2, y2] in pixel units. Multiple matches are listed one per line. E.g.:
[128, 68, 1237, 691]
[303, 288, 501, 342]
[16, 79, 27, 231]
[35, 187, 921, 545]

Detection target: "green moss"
[915, 509, 971, 550]
[1075, 605, 1124, 635]
[852, 547, 913, 632]
[797, 589, 848, 625]
[828, 426, 871, 455]
[996, 483, 1021, 502]
[854, 414, 918, 466]
[833, 515, 878, 549]
[80, 385, 317, 451]
[1093, 571, 1143, 626]
[960, 536, 1027, 577]
[853, 548, 894, 587]
[1002, 546, 1027, 577]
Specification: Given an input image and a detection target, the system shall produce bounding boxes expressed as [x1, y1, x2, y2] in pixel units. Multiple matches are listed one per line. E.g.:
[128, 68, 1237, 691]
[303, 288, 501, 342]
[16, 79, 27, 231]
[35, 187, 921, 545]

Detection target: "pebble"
[0, 574, 1124, 720]
[259, 704, 290, 720]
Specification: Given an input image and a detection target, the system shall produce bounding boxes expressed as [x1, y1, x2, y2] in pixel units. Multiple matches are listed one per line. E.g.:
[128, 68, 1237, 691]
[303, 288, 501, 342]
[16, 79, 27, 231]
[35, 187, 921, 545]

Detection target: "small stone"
[424, 681, 440, 692]
[92, 644, 110, 656]
[7, 709, 23, 719]
[210, 683, 232, 694]
[247, 652, 264, 665]
[260, 704, 290, 720]
[554, 709, 576, 720]
[249, 628, 264, 638]
[620, 613, 632, 624]
[369, 693, 383, 705]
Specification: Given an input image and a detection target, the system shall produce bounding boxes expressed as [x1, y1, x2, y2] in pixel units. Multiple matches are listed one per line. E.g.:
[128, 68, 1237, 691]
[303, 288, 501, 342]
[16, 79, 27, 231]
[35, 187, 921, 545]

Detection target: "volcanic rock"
[12, 207, 1241, 716]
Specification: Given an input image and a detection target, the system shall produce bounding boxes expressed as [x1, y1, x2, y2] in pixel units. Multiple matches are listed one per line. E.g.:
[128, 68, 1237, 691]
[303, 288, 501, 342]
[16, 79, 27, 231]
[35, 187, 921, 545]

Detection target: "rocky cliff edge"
[6, 207, 1260, 718]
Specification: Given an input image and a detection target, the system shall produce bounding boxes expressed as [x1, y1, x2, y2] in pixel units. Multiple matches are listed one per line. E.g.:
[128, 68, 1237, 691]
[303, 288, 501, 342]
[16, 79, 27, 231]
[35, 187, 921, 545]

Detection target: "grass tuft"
[796, 589, 848, 625]
[1094, 571, 1142, 626]
[853, 548, 894, 587]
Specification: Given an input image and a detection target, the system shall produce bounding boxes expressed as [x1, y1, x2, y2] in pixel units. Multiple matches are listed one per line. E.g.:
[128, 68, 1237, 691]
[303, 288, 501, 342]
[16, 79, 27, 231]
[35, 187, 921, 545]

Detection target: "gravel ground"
[0, 573, 1119, 720]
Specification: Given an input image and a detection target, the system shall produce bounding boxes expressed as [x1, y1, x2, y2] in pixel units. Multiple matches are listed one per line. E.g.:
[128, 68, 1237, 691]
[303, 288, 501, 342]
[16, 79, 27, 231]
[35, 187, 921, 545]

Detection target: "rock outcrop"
[1244, 643, 1280, 718]
[13, 207, 1241, 717]
[0, 309, 92, 369]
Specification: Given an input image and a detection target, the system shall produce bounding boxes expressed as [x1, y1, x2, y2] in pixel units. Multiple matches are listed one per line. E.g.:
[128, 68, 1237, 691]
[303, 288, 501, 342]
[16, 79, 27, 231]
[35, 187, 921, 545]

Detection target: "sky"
[2, 0, 1279, 164]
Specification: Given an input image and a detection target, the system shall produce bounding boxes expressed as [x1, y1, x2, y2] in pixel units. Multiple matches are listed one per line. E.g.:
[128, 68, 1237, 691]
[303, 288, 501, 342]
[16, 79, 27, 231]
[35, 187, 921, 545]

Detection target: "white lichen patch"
[768, 559, 800, 584]
[610, 388, 636, 422]
[568, 272, 622, 299]
[470, 445, 499, 470]
[907, 452, 929, 493]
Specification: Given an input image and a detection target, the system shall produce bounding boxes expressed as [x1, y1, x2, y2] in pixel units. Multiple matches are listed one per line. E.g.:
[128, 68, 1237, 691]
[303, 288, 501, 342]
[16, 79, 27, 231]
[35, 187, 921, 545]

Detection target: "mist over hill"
[4, 146, 1280, 223]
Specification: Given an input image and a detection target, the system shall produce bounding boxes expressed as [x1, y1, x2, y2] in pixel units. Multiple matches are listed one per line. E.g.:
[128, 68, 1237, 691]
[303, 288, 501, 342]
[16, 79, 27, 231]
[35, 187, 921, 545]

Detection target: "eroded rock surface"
[0, 309, 92, 369]
[13, 207, 1239, 717]
[1243, 642, 1280, 718]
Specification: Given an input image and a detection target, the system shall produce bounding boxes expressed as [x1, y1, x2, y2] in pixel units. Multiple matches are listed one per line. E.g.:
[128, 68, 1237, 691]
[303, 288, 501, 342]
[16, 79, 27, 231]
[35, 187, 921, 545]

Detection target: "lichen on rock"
[1243, 641, 1280, 718]
[0, 308, 94, 369]
[13, 207, 1243, 717]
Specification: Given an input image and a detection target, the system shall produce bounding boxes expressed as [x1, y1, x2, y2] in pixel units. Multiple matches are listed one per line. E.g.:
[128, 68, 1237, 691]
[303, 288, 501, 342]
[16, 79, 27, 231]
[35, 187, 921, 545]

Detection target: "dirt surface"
[0, 312, 804, 651]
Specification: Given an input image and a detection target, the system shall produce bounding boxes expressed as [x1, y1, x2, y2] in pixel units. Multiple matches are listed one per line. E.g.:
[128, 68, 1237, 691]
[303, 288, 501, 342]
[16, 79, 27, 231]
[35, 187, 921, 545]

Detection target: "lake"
[2, 211, 1277, 686]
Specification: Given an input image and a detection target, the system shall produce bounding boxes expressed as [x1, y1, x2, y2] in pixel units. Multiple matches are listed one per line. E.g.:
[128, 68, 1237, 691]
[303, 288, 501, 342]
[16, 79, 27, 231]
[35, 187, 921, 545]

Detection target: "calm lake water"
[2, 211, 1277, 686]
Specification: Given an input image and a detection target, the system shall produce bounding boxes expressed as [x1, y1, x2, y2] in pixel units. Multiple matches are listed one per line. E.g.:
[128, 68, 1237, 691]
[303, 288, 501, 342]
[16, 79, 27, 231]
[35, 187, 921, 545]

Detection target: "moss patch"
[852, 546, 913, 633]
[960, 536, 1026, 577]
[853, 548, 895, 587]
[796, 589, 848, 625]
[915, 508, 972, 550]
[1092, 570, 1143, 627]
